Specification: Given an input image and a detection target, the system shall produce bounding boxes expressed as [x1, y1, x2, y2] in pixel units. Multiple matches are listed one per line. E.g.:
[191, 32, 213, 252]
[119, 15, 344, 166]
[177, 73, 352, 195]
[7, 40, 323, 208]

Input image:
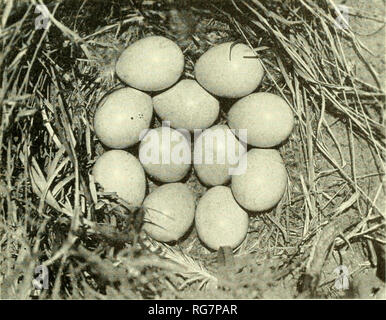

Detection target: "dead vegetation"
[0, 0, 385, 299]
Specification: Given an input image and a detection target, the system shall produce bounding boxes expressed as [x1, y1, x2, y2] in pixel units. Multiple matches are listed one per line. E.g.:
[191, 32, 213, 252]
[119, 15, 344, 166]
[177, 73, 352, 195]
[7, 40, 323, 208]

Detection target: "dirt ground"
[329, 0, 385, 298]
[337, 0, 385, 89]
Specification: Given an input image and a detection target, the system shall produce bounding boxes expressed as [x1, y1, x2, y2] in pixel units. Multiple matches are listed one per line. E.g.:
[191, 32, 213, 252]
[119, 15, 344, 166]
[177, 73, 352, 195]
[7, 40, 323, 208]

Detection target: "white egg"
[228, 92, 294, 147]
[153, 79, 219, 131]
[92, 150, 146, 208]
[195, 42, 264, 98]
[116, 36, 184, 91]
[143, 183, 195, 242]
[93, 87, 153, 149]
[231, 149, 287, 211]
[139, 126, 191, 182]
[193, 124, 247, 186]
[195, 186, 249, 250]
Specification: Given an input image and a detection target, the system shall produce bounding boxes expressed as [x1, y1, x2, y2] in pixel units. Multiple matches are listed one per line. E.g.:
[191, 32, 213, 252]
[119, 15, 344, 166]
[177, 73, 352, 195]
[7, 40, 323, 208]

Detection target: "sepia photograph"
[0, 0, 385, 306]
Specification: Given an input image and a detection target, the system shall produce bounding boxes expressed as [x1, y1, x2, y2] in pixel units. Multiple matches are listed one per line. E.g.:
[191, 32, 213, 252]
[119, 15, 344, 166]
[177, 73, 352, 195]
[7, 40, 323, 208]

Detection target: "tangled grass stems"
[0, 0, 384, 299]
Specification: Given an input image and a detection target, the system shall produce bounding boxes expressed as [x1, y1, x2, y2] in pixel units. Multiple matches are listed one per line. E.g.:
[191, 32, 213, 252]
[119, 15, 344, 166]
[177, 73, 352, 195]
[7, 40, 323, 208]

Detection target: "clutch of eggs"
[91, 36, 296, 248]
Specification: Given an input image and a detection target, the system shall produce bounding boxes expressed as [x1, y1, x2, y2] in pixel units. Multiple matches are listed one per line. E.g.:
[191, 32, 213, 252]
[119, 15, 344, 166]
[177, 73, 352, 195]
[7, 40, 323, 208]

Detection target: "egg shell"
[195, 186, 249, 250]
[139, 126, 191, 182]
[153, 79, 219, 131]
[92, 150, 146, 208]
[228, 92, 294, 148]
[93, 87, 153, 149]
[116, 36, 184, 91]
[194, 42, 264, 98]
[193, 124, 247, 186]
[231, 149, 287, 211]
[143, 183, 195, 242]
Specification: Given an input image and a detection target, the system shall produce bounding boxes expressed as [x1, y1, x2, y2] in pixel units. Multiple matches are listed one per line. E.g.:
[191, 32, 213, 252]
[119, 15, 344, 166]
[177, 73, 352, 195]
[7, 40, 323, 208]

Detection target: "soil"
[336, 0, 385, 89]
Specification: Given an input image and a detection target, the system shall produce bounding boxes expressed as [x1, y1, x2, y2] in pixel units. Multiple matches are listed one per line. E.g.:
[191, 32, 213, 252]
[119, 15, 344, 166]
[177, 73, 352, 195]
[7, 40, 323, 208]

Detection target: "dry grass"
[0, 0, 384, 299]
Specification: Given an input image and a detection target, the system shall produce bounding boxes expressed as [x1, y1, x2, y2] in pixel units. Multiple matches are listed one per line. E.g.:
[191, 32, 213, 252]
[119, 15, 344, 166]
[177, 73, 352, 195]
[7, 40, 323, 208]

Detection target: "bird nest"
[0, 0, 384, 299]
